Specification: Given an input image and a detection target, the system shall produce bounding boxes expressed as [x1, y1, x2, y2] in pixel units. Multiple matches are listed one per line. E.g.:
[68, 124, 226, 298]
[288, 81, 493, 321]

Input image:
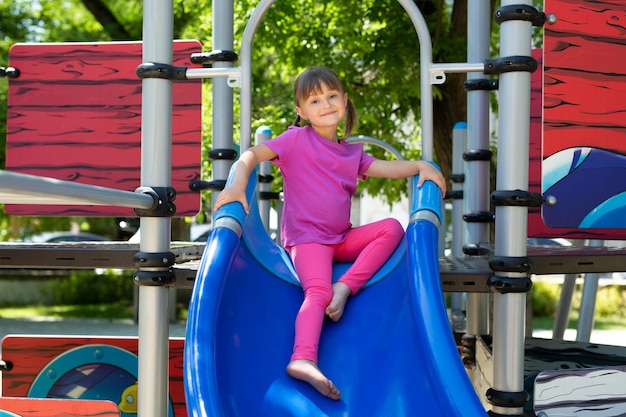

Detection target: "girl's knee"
[381, 218, 404, 243]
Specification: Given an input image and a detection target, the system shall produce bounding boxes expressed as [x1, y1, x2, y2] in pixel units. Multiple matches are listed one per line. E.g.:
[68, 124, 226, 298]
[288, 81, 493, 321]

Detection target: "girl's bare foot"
[286, 359, 341, 400]
[325, 282, 351, 322]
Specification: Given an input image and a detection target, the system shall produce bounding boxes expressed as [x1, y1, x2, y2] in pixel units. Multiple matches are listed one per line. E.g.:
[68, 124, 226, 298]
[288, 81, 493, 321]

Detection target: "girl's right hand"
[213, 186, 250, 214]
[213, 145, 276, 214]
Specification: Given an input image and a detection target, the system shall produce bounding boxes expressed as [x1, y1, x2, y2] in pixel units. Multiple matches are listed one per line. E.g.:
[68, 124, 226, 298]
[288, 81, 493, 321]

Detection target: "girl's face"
[296, 82, 348, 140]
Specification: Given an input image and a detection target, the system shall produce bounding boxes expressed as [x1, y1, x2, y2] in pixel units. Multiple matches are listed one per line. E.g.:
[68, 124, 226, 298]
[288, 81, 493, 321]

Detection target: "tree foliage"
[230, 0, 472, 204]
[1, 0, 480, 239]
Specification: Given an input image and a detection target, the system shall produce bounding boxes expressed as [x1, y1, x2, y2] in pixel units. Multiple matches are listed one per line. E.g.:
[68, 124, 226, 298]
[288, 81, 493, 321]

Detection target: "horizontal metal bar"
[0, 171, 155, 209]
[185, 66, 242, 80]
[431, 62, 485, 73]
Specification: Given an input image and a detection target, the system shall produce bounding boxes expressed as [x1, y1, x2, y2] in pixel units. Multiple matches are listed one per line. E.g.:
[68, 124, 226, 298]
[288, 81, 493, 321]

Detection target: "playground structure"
[1, 0, 626, 417]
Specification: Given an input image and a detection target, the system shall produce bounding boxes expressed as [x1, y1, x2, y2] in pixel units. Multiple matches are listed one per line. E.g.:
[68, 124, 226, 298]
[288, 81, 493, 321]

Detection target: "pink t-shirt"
[265, 125, 376, 247]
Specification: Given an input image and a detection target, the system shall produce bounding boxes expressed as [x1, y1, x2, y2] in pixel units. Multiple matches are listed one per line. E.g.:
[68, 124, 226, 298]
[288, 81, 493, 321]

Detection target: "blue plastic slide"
[184, 168, 487, 416]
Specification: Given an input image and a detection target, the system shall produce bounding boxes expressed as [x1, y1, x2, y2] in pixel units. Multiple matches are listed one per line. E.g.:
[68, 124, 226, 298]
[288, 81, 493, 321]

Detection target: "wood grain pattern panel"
[5, 40, 203, 217]
[528, 0, 626, 238]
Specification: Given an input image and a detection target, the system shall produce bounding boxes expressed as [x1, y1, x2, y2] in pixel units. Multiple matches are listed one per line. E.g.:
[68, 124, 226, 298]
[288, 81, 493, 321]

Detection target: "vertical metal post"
[137, 0, 173, 415]
[256, 126, 273, 232]
[552, 273, 577, 338]
[450, 122, 467, 332]
[464, 0, 492, 341]
[211, 0, 235, 210]
[576, 239, 603, 342]
[492, 0, 534, 414]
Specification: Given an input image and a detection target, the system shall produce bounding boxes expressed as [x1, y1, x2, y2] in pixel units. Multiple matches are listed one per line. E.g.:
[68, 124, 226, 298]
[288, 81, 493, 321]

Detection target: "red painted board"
[527, 0, 626, 238]
[5, 40, 203, 217]
[1, 335, 186, 417]
[542, 0, 626, 158]
[528, 48, 544, 238]
[0, 397, 120, 417]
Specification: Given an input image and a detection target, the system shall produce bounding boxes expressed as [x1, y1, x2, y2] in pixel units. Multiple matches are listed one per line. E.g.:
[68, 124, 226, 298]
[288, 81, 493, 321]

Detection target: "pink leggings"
[287, 218, 404, 363]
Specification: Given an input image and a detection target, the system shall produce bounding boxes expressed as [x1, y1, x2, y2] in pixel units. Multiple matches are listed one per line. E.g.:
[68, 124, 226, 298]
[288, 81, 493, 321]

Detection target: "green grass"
[0, 303, 134, 320]
[532, 315, 626, 331]
[0, 302, 188, 321]
[0, 303, 622, 333]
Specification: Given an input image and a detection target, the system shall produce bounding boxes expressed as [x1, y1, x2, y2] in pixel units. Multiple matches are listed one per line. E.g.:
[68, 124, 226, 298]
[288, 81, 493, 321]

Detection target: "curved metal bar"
[347, 135, 414, 202]
[239, 0, 276, 151]
[239, 0, 434, 161]
[395, 0, 434, 160]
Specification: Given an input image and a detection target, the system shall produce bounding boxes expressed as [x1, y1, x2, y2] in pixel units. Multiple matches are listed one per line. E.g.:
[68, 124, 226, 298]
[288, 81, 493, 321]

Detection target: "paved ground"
[1, 317, 623, 346]
[532, 328, 626, 347]
[0, 317, 187, 341]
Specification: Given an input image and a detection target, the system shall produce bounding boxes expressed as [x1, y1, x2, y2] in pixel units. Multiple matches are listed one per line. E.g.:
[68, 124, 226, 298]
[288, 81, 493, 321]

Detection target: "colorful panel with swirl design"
[529, 0, 626, 238]
[1, 336, 186, 417]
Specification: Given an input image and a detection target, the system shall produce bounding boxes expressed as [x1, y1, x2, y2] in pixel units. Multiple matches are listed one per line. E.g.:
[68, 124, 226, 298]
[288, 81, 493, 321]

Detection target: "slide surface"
[184, 172, 487, 416]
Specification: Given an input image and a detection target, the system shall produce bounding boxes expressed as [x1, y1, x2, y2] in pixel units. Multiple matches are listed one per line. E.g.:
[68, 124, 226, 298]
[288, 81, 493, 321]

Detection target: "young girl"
[214, 66, 446, 400]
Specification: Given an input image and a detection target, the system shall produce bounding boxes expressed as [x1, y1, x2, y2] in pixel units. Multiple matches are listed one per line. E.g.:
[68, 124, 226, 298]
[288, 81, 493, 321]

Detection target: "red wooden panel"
[5, 40, 203, 217]
[527, 0, 626, 238]
[0, 397, 120, 417]
[543, 0, 626, 158]
[528, 48, 544, 238]
[2, 336, 186, 416]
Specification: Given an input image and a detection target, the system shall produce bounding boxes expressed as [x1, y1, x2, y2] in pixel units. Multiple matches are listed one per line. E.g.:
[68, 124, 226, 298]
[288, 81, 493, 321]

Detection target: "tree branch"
[81, 0, 132, 40]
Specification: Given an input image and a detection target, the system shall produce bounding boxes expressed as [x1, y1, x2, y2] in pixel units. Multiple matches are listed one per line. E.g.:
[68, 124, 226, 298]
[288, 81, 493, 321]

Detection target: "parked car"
[23, 231, 110, 243]
[128, 223, 212, 243]
[191, 225, 212, 242]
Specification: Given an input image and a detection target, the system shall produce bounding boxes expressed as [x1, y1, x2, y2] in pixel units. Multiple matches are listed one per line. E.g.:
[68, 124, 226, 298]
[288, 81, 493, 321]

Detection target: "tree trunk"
[432, 0, 468, 188]
[81, 0, 132, 40]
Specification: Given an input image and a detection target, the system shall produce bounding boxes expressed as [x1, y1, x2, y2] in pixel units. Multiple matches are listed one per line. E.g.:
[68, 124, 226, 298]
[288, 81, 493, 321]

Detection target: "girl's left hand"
[416, 162, 447, 195]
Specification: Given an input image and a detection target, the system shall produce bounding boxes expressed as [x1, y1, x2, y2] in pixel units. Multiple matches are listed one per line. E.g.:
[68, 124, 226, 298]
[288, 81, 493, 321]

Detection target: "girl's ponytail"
[342, 98, 357, 140]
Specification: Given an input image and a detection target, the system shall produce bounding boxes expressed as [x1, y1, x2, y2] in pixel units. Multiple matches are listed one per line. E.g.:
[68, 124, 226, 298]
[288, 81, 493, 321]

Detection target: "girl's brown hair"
[292, 66, 357, 140]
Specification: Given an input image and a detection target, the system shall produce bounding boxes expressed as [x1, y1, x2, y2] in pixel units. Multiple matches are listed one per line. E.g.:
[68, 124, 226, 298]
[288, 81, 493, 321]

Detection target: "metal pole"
[395, 0, 434, 160]
[0, 171, 154, 208]
[451, 123, 466, 259]
[552, 273, 577, 339]
[576, 239, 603, 342]
[348, 135, 413, 200]
[465, 0, 492, 342]
[137, 0, 173, 415]
[211, 0, 235, 212]
[431, 62, 485, 74]
[492, 0, 534, 414]
[450, 122, 467, 332]
[185, 66, 240, 80]
[256, 126, 273, 232]
[239, 0, 276, 152]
